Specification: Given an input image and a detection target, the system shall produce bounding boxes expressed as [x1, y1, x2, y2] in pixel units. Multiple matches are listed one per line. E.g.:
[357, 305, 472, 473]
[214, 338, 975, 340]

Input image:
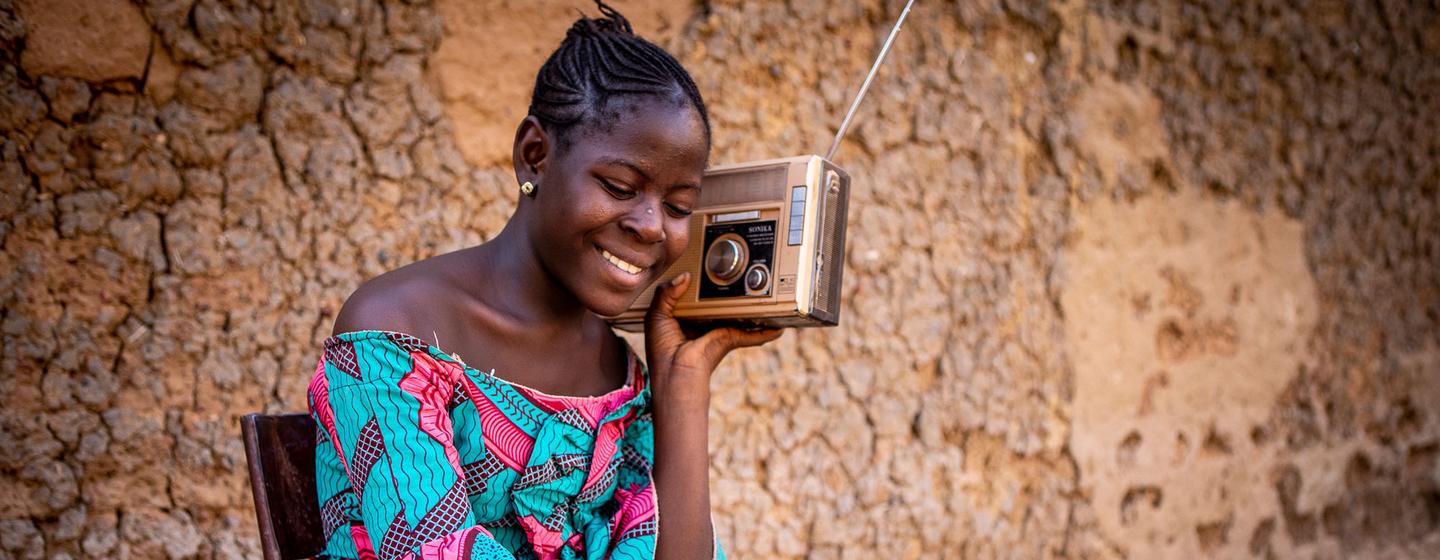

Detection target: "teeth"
[601, 249, 643, 275]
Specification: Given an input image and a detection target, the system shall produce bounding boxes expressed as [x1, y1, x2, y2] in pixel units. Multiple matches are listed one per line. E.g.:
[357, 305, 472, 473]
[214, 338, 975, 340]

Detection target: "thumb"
[645, 273, 691, 361]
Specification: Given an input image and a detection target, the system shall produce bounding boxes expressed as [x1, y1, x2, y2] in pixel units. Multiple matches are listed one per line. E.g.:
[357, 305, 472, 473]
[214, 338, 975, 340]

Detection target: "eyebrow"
[598, 157, 701, 192]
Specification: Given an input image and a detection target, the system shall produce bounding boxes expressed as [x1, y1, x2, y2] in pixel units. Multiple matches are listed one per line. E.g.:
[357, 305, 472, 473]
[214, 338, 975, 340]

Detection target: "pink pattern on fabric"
[462, 378, 535, 472]
[581, 408, 641, 494]
[608, 483, 656, 539]
[351, 524, 378, 560]
[585, 390, 631, 426]
[399, 354, 466, 473]
[516, 369, 639, 494]
[524, 385, 634, 424]
[309, 361, 350, 469]
[312, 332, 663, 559]
[402, 526, 496, 559]
[518, 515, 564, 560]
[581, 420, 624, 492]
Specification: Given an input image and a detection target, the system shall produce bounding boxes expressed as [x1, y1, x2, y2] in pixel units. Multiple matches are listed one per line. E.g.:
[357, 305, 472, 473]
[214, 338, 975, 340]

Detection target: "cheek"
[664, 221, 690, 261]
[544, 193, 608, 239]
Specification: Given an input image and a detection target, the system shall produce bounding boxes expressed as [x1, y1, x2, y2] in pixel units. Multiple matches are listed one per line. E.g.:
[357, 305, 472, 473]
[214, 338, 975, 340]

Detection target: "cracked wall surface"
[1, 0, 1437, 558]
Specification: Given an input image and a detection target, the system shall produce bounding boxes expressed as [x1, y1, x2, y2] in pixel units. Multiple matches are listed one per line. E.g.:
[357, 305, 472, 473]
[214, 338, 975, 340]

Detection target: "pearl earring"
[520, 181, 535, 197]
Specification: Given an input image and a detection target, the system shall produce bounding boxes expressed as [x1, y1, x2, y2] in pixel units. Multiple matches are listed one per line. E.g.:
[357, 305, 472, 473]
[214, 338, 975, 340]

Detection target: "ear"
[512, 116, 551, 187]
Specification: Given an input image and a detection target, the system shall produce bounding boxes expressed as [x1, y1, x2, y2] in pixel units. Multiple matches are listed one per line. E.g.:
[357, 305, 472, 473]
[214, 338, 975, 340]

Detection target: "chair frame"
[240, 412, 325, 560]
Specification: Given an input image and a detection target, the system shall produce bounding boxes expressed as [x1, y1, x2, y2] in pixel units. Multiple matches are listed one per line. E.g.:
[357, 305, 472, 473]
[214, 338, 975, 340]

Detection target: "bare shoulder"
[331, 259, 456, 337]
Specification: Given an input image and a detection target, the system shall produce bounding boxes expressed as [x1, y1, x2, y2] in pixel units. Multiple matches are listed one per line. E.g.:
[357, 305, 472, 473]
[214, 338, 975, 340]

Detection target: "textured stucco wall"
[1, 0, 1437, 558]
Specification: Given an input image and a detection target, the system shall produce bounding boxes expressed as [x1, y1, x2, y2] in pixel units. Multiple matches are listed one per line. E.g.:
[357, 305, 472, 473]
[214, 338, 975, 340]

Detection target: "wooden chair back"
[240, 412, 325, 560]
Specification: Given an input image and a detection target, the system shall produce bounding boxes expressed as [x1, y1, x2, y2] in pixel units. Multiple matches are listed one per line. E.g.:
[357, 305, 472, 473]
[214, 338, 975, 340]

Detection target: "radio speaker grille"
[699, 164, 788, 206]
[814, 166, 849, 317]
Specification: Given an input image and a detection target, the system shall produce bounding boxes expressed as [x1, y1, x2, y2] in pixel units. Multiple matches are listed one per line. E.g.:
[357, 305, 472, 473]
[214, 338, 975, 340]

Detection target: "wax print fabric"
[307, 330, 714, 560]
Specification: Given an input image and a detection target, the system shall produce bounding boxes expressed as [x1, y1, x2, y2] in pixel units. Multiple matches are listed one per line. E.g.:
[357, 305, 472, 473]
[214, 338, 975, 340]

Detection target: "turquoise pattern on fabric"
[308, 331, 722, 559]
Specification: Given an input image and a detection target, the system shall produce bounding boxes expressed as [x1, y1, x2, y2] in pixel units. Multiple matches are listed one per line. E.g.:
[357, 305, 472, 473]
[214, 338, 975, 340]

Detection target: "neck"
[469, 217, 593, 332]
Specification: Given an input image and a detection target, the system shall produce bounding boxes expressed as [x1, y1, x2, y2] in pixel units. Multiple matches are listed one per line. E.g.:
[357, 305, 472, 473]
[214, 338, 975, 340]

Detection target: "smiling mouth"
[599, 247, 644, 275]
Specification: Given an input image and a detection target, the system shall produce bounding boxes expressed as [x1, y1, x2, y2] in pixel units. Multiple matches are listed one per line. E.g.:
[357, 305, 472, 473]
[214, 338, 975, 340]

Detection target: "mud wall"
[0, 0, 1436, 558]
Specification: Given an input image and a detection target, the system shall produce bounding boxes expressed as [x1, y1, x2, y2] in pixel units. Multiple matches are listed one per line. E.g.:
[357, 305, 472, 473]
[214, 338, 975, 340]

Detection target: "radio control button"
[706, 238, 745, 283]
[788, 186, 807, 246]
[745, 264, 770, 292]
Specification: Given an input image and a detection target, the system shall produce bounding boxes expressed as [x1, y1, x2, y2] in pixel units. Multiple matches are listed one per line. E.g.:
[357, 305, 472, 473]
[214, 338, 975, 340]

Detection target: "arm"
[644, 274, 782, 559]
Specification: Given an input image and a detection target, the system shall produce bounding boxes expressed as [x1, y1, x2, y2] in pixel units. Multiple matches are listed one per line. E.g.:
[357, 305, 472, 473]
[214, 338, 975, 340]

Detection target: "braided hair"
[528, 1, 710, 150]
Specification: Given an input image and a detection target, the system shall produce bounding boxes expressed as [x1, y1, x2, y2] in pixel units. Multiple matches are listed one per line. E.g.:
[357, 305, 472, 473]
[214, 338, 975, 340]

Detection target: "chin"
[577, 288, 635, 319]
[583, 279, 659, 319]
[586, 300, 629, 319]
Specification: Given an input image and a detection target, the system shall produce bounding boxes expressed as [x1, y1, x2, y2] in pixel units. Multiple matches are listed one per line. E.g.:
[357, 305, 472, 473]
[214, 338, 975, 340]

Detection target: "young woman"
[306, 3, 780, 559]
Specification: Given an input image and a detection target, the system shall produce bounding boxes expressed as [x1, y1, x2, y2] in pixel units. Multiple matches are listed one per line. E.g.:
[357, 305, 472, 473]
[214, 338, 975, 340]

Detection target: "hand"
[644, 272, 783, 400]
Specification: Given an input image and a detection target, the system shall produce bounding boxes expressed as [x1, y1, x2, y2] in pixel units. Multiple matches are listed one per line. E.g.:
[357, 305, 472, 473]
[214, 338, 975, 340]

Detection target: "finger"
[679, 321, 706, 341]
[724, 327, 785, 349]
[646, 272, 689, 322]
[694, 327, 784, 368]
[694, 327, 784, 351]
[644, 273, 691, 361]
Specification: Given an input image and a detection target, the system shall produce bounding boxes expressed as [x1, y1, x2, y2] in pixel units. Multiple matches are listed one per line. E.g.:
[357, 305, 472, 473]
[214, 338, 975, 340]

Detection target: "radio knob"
[706, 238, 745, 283]
[745, 264, 770, 292]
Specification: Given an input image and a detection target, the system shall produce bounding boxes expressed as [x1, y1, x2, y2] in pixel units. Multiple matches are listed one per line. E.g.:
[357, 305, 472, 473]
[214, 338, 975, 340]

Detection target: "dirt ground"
[1, 0, 1437, 558]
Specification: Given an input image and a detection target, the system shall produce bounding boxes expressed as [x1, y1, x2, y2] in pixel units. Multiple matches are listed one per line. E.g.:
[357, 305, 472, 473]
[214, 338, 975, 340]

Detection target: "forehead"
[561, 100, 709, 178]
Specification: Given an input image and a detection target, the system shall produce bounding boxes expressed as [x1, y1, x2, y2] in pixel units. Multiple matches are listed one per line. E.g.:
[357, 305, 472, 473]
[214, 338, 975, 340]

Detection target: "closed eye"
[598, 177, 636, 199]
[665, 203, 692, 218]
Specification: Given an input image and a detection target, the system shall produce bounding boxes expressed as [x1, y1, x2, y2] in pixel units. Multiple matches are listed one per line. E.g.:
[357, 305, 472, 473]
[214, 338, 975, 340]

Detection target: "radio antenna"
[825, 0, 918, 161]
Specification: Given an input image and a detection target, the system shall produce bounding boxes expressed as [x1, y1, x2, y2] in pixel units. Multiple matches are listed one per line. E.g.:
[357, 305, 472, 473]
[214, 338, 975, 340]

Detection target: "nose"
[619, 199, 665, 244]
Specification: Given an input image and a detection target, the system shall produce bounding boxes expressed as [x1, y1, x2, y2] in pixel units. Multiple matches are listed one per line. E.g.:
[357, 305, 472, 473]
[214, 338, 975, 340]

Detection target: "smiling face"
[516, 99, 709, 317]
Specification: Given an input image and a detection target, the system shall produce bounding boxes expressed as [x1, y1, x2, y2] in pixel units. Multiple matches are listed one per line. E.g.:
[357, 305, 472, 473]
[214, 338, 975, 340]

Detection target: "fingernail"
[672, 272, 689, 286]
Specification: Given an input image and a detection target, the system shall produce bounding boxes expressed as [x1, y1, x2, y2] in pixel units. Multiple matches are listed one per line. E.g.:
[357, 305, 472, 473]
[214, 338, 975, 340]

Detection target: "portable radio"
[606, 155, 850, 330]
[605, 0, 917, 331]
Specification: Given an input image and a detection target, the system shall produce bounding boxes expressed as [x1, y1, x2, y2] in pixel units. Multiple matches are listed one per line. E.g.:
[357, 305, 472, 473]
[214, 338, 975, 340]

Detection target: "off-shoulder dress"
[308, 330, 719, 560]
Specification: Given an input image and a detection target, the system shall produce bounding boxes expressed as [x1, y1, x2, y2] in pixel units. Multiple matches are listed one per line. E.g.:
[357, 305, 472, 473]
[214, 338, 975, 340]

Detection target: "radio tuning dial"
[705, 238, 745, 283]
[745, 264, 770, 292]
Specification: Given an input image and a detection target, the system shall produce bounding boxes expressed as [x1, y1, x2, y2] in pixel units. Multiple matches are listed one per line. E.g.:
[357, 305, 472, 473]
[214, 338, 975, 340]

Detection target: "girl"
[307, 3, 780, 559]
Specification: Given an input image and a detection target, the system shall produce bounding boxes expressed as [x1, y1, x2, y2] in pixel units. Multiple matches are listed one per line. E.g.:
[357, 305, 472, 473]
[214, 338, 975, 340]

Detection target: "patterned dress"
[308, 331, 717, 560]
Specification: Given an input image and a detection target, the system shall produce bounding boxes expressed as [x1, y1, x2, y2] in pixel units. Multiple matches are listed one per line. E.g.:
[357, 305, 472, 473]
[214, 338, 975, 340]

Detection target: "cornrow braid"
[528, 0, 710, 149]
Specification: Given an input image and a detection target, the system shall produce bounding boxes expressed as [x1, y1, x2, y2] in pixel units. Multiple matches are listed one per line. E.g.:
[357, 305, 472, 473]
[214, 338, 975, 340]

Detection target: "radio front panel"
[607, 155, 846, 331]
